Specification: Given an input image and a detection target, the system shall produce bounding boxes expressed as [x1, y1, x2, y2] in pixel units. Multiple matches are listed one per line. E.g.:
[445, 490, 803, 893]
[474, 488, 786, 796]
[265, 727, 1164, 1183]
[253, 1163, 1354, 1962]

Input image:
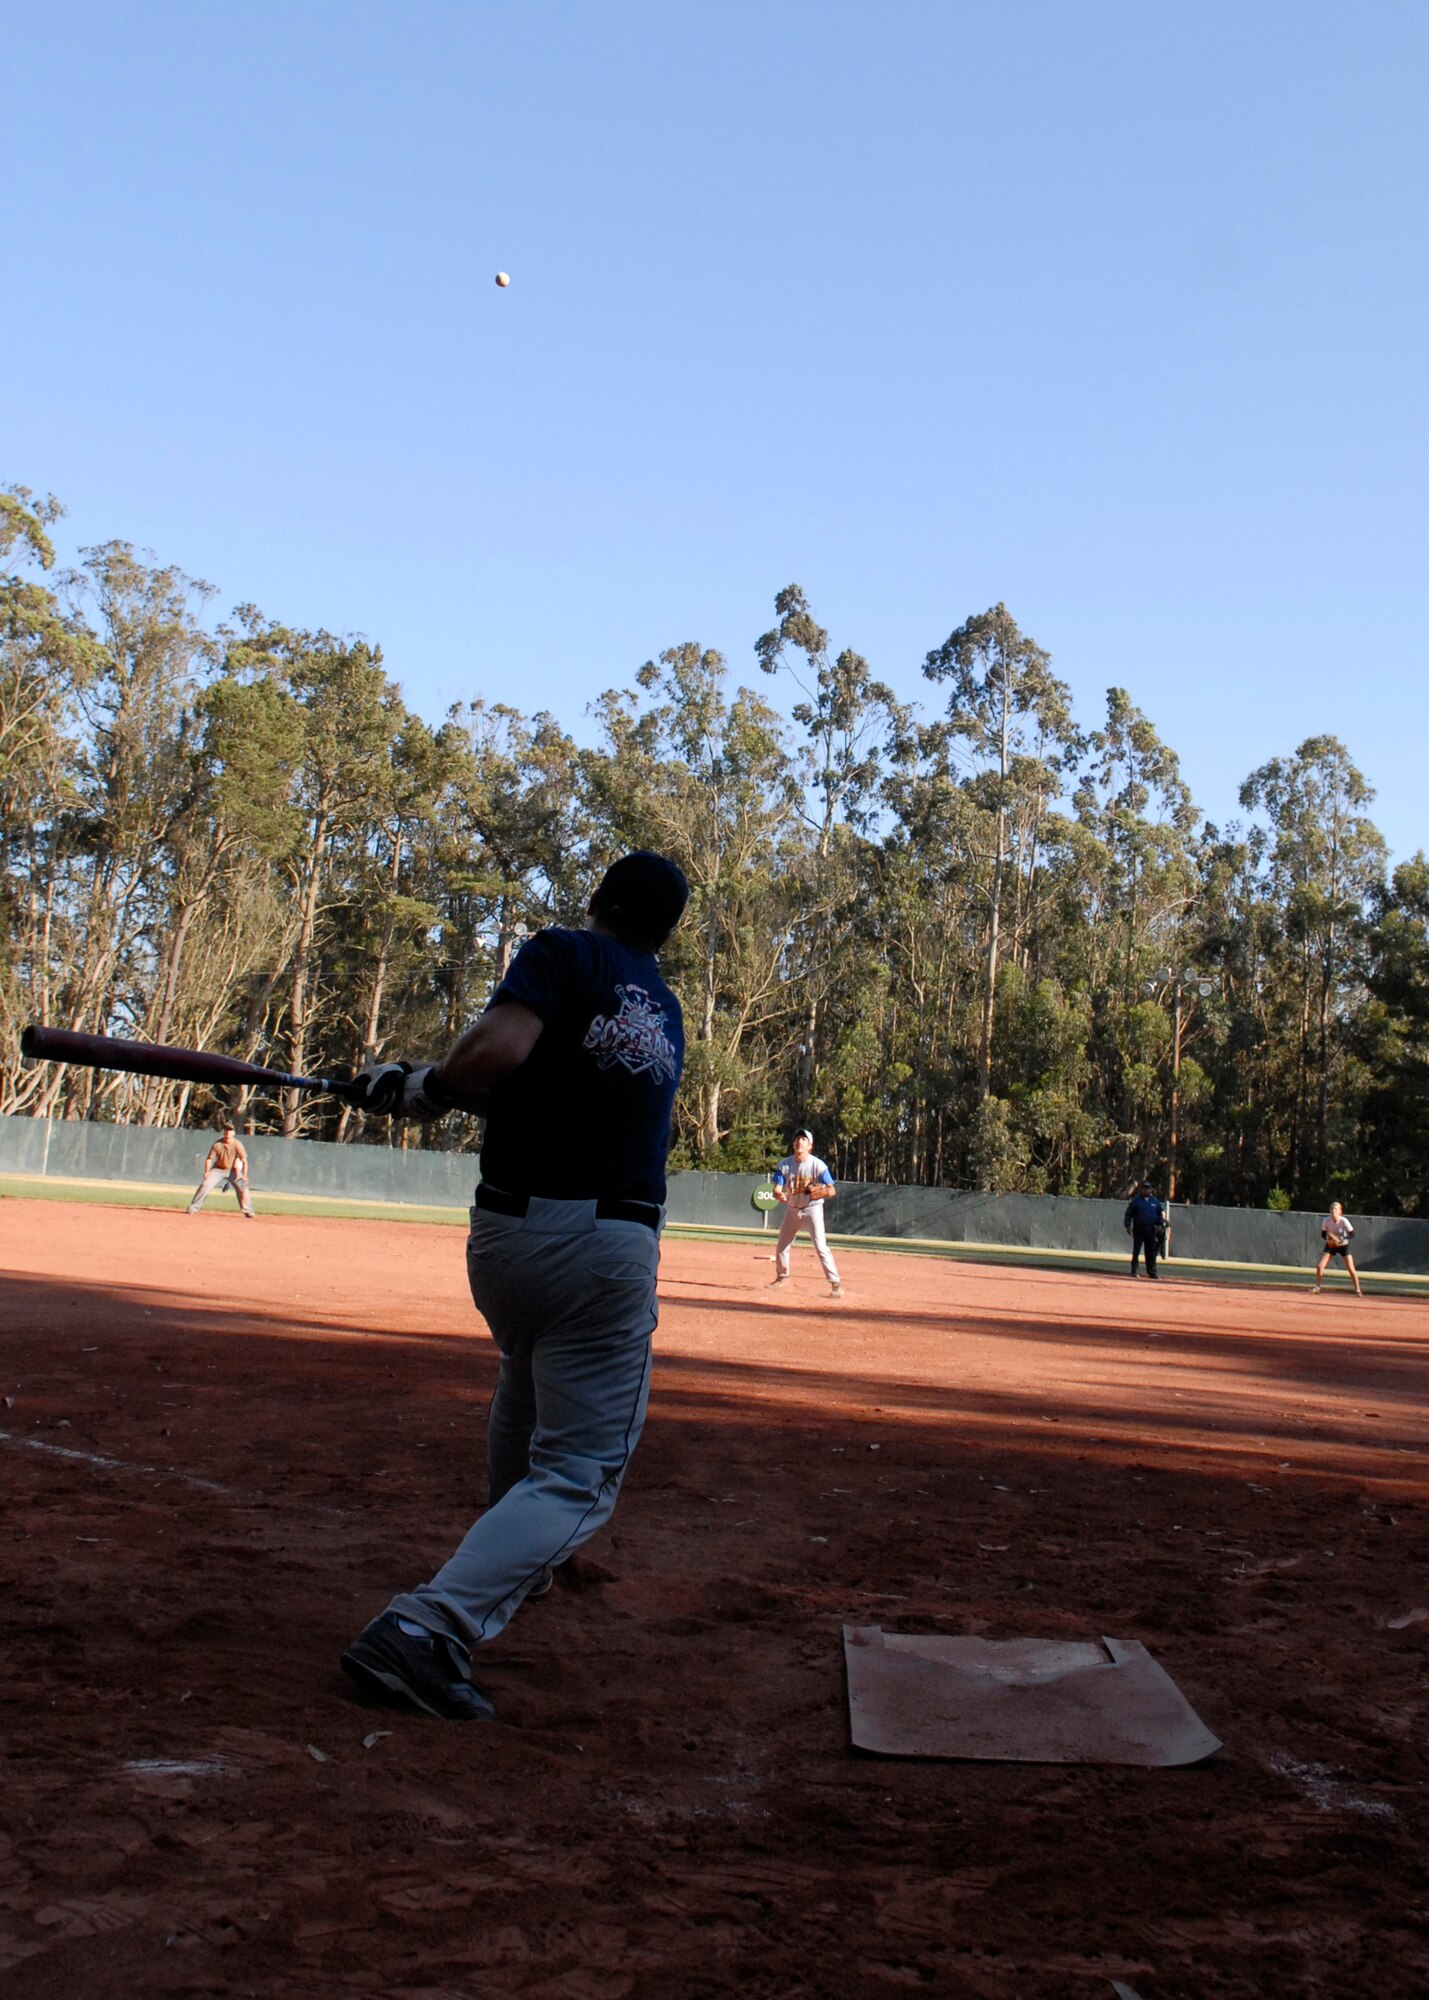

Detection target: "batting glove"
[352, 1061, 458, 1121]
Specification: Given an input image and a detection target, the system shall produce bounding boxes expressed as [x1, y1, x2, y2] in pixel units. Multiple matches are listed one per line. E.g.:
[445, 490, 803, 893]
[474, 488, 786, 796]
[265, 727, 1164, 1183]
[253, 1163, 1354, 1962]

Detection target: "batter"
[340, 850, 689, 1722]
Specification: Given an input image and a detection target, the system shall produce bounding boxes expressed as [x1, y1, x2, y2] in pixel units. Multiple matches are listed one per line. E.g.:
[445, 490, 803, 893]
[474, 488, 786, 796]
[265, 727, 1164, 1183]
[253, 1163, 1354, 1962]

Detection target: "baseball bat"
[20, 1025, 362, 1103]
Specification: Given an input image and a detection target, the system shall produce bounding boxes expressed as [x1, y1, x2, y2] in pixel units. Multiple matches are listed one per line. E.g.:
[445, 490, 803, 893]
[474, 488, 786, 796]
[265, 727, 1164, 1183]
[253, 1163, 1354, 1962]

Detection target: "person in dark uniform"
[340, 850, 689, 1721]
[1124, 1181, 1168, 1279]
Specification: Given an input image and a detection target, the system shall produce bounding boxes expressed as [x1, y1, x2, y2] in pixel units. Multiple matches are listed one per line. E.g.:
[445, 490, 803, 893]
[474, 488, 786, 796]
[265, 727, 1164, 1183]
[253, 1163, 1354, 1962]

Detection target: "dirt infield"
[2, 1199, 1427, 1998]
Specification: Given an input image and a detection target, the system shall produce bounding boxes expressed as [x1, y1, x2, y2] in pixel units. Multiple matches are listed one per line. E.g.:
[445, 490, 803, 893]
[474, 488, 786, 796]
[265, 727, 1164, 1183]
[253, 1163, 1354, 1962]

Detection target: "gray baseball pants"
[187, 1168, 254, 1217]
[775, 1198, 840, 1284]
[387, 1195, 659, 1654]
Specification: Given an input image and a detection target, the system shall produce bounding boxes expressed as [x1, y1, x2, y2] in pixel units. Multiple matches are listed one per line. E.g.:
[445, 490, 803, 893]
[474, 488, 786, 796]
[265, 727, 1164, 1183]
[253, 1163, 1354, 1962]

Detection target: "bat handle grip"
[313, 1076, 365, 1105]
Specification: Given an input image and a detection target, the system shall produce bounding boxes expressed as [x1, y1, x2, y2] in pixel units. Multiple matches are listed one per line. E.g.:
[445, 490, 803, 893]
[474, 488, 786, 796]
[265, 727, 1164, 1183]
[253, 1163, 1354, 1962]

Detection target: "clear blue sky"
[6, 2, 1426, 858]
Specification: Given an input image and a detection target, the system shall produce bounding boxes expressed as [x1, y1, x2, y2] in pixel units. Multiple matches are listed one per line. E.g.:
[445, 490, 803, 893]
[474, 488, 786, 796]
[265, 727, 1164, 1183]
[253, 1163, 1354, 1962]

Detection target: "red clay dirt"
[2, 1197, 1427, 1999]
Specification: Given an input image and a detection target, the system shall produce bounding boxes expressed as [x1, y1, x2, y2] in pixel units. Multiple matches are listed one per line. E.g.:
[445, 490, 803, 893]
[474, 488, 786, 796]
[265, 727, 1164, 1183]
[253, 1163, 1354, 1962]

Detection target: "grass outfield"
[0, 1172, 467, 1228]
[4, 1170, 1427, 1295]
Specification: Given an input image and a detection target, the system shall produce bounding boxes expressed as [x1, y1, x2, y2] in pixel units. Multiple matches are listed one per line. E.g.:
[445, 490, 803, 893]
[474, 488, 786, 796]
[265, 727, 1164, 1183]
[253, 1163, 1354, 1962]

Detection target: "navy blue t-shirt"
[478, 927, 685, 1205]
[1124, 1194, 1167, 1232]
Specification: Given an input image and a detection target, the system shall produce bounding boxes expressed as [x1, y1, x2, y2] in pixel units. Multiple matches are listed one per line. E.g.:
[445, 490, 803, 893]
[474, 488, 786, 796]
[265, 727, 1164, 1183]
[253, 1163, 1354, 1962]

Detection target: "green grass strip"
[0, 1173, 467, 1227]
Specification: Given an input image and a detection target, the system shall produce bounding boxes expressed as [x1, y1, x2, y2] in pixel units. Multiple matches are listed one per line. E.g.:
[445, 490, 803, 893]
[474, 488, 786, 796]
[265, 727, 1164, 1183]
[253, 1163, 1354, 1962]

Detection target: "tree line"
[3, 484, 1426, 1213]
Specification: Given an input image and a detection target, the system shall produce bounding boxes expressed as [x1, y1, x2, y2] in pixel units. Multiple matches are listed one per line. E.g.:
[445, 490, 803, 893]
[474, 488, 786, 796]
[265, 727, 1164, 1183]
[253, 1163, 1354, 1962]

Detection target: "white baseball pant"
[775, 1198, 840, 1285]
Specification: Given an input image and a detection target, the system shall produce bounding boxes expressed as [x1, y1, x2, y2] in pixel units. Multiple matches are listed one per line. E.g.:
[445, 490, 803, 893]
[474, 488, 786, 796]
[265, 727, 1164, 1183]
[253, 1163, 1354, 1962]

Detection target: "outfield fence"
[0, 1111, 479, 1207]
[3, 1113, 1428, 1275]
[667, 1169, 1429, 1274]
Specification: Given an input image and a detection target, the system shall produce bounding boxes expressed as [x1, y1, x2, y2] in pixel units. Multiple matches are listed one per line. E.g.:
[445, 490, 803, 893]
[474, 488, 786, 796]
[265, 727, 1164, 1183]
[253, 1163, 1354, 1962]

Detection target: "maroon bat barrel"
[20, 1025, 358, 1101]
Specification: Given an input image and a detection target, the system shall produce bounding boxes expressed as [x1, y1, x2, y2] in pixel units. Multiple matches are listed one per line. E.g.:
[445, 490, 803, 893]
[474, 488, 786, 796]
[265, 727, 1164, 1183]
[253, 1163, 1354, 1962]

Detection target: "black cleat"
[340, 1612, 495, 1722]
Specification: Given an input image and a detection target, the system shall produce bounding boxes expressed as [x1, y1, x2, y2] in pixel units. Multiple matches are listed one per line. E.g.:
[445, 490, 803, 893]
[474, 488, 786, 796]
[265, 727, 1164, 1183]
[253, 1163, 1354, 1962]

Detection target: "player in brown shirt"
[186, 1123, 256, 1218]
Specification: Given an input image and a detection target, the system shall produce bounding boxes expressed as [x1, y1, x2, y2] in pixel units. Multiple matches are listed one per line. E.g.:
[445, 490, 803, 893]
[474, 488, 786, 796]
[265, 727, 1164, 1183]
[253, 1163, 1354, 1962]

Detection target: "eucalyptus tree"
[878, 751, 989, 1179]
[33, 543, 217, 1117]
[224, 616, 406, 1134]
[0, 488, 108, 1100]
[1072, 688, 1202, 1186]
[434, 700, 589, 1044]
[324, 713, 458, 1143]
[586, 643, 799, 1160]
[1356, 855, 1429, 1213]
[0, 488, 103, 818]
[755, 584, 910, 1098]
[1073, 688, 1197, 978]
[8, 469, 1424, 1206]
[877, 801, 1099, 1191]
[922, 605, 1077, 1103]
[1240, 736, 1386, 1190]
[1012, 970, 1104, 1194]
[1185, 821, 1285, 1201]
[131, 666, 306, 1123]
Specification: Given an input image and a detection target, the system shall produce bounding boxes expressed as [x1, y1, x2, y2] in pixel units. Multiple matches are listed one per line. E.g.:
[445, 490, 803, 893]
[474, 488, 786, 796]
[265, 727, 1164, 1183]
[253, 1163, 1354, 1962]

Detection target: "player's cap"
[793, 1127, 813, 1143]
[592, 850, 690, 941]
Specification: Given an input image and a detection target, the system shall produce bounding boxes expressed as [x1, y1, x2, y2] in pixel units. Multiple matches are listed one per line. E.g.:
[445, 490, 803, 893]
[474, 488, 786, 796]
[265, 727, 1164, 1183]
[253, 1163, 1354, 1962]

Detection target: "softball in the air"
[495, 272, 510, 288]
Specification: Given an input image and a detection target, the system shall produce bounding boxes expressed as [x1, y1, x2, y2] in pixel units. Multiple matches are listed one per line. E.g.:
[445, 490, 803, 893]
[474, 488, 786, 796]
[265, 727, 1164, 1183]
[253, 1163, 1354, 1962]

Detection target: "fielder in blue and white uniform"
[340, 850, 689, 1722]
[770, 1128, 842, 1296]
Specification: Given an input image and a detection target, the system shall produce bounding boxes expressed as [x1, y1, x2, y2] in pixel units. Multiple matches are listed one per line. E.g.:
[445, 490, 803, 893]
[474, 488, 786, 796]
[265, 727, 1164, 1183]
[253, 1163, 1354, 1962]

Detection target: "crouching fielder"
[770, 1128, 841, 1297]
[187, 1123, 255, 1218]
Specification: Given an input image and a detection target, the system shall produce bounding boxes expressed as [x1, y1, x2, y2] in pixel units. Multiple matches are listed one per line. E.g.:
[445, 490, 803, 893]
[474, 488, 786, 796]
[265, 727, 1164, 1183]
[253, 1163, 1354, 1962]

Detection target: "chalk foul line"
[0, 1428, 232, 1496]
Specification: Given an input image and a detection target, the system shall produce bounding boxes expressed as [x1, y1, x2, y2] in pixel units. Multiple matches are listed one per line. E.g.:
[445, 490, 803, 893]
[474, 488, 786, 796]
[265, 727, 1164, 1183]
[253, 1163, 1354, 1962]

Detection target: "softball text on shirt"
[479, 928, 685, 1205]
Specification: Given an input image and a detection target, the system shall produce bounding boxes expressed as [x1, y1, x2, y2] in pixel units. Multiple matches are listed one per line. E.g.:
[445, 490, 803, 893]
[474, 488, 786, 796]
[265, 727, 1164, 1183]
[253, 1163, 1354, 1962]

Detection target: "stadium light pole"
[1141, 967, 1216, 1201]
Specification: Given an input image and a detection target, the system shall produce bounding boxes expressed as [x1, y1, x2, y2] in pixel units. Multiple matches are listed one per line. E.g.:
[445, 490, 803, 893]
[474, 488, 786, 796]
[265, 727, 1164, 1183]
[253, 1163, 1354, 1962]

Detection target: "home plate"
[844, 1626, 1221, 1766]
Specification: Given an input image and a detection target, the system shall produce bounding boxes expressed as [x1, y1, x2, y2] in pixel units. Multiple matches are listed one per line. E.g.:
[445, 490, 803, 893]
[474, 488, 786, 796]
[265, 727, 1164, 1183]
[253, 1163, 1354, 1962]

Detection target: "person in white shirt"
[769, 1129, 841, 1297]
[1314, 1202, 1362, 1296]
